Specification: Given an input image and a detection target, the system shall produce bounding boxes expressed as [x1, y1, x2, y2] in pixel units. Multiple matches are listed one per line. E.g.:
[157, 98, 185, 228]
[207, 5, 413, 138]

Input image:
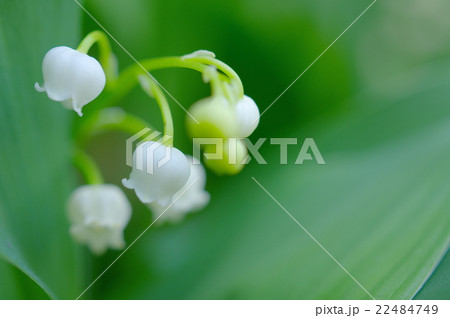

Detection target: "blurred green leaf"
[414, 251, 449, 300]
[0, 0, 83, 299]
[0, 258, 51, 299]
[0, 258, 21, 299]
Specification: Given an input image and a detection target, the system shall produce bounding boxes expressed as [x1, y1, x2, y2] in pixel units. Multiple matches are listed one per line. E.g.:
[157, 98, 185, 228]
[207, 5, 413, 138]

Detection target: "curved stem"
[138, 75, 174, 146]
[73, 148, 104, 185]
[183, 56, 244, 98]
[77, 55, 243, 142]
[97, 57, 232, 108]
[76, 30, 116, 82]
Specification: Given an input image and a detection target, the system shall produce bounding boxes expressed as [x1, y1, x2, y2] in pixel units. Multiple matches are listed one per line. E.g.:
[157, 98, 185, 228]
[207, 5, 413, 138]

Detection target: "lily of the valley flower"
[186, 95, 260, 139]
[235, 95, 260, 138]
[35, 46, 106, 116]
[67, 184, 131, 255]
[148, 156, 210, 223]
[185, 93, 258, 175]
[186, 95, 239, 138]
[122, 141, 191, 206]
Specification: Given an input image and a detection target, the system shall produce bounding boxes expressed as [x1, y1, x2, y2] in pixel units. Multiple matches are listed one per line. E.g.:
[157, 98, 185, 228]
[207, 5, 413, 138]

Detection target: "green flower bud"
[203, 138, 248, 175]
[186, 96, 239, 138]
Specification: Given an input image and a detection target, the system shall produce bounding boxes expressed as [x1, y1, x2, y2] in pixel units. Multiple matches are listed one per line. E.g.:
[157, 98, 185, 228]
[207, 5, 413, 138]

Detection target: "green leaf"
[0, 0, 83, 299]
[414, 250, 450, 300]
[0, 257, 21, 299]
[93, 61, 450, 299]
[0, 258, 50, 299]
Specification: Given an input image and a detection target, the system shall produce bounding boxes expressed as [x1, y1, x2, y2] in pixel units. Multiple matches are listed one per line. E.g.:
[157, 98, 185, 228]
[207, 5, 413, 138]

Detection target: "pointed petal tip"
[34, 82, 45, 92]
[72, 104, 83, 117]
[121, 178, 134, 189]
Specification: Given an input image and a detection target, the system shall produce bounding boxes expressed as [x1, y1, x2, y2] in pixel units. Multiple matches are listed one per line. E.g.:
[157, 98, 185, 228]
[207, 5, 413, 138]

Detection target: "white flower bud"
[122, 141, 191, 206]
[35, 46, 106, 116]
[186, 95, 260, 139]
[235, 95, 260, 137]
[149, 156, 210, 223]
[67, 184, 131, 255]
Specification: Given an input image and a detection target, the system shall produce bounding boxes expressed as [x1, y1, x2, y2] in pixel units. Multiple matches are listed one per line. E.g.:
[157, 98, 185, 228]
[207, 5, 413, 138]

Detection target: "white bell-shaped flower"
[149, 156, 210, 224]
[35, 46, 106, 116]
[122, 141, 191, 206]
[235, 95, 260, 137]
[67, 184, 131, 255]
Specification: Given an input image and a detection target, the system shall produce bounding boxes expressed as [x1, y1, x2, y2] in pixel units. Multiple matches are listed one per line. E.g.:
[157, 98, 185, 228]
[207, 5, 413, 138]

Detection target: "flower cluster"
[36, 31, 259, 254]
[186, 68, 260, 175]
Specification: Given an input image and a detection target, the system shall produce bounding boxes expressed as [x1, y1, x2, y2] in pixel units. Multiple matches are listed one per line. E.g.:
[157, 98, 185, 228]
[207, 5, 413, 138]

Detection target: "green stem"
[76, 30, 116, 82]
[138, 75, 174, 145]
[73, 148, 104, 185]
[203, 66, 224, 97]
[183, 56, 244, 98]
[75, 54, 243, 142]
[96, 57, 232, 109]
[221, 81, 238, 105]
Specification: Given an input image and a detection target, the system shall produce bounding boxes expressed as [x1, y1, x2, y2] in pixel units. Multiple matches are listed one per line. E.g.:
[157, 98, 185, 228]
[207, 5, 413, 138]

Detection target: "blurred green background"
[0, 0, 449, 299]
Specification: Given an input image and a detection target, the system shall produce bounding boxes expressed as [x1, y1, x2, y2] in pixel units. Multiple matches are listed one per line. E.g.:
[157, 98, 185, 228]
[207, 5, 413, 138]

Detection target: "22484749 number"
[376, 305, 438, 315]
